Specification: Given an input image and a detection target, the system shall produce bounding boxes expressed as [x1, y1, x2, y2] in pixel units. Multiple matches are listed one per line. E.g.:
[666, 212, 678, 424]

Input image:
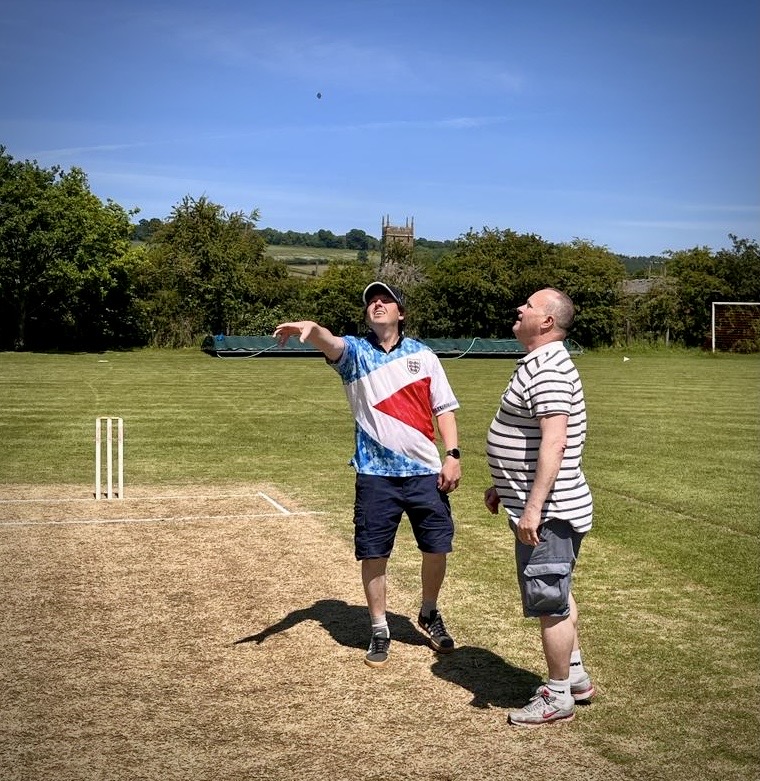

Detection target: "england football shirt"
[332, 335, 459, 476]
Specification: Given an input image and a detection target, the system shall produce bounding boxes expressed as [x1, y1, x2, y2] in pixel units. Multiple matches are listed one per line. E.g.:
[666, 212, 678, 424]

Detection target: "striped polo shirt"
[332, 334, 460, 476]
[486, 341, 592, 532]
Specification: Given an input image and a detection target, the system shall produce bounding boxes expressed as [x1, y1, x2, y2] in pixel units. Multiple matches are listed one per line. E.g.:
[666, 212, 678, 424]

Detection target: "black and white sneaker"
[364, 633, 390, 668]
[417, 610, 455, 653]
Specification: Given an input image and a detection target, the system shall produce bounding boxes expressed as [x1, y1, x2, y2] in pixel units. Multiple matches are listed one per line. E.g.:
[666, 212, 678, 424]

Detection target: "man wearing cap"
[274, 282, 461, 668]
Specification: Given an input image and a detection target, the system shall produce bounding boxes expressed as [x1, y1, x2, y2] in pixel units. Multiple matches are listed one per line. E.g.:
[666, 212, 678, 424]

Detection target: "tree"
[0, 147, 139, 350]
[664, 246, 732, 346]
[541, 239, 626, 347]
[345, 228, 370, 251]
[300, 261, 376, 336]
[617, 236, 759, 348]
[259, 226, 380, 251]
[132, 218, 164, 242]
[627, 277, 681, 345]
[140, 196, 300, 345]
[412, 231, 625, 345]
[377, 238, 426, 307]
[316, 228, 344, 249]
[715, 235, 760, 302]
[416, 254, 512, 338]
[415, 228, 552, 338]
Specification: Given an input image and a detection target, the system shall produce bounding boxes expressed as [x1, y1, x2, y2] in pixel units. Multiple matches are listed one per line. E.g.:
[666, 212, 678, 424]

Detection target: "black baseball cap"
[362, 281, 405, 308]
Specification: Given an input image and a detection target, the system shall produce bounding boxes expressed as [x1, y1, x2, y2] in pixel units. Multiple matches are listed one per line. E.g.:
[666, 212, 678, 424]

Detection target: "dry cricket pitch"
[0, 483, 622, 781]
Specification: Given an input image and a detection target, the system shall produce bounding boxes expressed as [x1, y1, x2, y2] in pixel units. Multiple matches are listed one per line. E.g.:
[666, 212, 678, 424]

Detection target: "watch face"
[447, 448, 461, 459]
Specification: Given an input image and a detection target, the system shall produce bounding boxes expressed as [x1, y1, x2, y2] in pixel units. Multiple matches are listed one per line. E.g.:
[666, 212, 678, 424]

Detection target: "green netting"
[201, 334, 317, 356]
[428, 338, 525, 356]
[202, 334, 582, 358]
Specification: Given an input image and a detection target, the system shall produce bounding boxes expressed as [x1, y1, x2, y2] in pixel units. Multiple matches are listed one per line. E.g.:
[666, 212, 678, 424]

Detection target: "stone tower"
[381, 215, 414, 264]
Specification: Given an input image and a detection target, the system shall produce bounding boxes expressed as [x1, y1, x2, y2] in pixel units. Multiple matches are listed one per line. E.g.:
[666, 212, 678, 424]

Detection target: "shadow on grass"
[431, 647, 542, 709]
[234, 598, 540, 709]
[233, 598, 426, 651]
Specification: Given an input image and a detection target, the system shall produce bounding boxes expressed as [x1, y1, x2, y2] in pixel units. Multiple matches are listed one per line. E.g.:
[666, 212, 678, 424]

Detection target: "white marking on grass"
[0, 511, 324, 528]
[0, 492, 289, 505]
[0, 497, 92, 504]
[257, 491, 292, 515]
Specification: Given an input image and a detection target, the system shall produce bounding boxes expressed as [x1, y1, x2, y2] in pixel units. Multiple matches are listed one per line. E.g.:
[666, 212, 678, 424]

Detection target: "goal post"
[711, 302, 760, 353]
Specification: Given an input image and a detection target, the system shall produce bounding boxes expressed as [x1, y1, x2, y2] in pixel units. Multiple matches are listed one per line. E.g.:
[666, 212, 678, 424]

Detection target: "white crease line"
[0, 493, 282, 505]
[0, 511, 324, 528]
[257, 491, 292, 515]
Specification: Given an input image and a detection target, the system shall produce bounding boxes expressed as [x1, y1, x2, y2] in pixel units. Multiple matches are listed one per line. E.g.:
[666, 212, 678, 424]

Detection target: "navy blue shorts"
[353, 473, 454, 560]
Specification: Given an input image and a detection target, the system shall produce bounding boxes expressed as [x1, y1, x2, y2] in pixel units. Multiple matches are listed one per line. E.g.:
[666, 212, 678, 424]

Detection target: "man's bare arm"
[273, 321, 345, 362]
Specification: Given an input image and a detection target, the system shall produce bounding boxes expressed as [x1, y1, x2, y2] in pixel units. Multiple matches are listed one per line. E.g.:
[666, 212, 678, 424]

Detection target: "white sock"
[570, 650, 586, 679]
[371, 614, 389, 638]
[547, 678, 571, 701]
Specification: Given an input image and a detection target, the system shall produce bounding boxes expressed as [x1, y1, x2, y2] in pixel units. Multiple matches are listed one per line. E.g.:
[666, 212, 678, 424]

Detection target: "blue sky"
[1, 0, 758, 256]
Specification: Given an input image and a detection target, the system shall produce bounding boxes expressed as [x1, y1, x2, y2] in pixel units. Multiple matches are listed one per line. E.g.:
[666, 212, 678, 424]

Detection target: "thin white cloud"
[18, 113, 517, 163]
[616, 219, 751, 231]
[678, 203, 760, 214]
[33, 142, 153, 157]
[143, 9, 523, 96]
[329, 115, 518, 132]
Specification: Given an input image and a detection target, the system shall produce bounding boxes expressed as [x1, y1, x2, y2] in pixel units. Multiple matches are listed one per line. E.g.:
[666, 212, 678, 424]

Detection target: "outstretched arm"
[273, 321, 345, 362]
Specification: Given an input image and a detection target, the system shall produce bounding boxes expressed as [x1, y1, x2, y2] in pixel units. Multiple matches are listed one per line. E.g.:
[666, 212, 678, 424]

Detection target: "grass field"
[1, 348, 758, 780]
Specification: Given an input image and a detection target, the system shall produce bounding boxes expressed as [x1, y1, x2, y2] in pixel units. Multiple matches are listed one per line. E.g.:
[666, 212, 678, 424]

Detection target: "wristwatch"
[445, 448, 461, 459]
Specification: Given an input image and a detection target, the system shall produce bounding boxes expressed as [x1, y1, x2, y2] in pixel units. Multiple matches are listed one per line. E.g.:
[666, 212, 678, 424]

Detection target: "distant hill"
[616, 254, 665, 276]
[264, 245, 380, 277]
[131, 218, 660, 278]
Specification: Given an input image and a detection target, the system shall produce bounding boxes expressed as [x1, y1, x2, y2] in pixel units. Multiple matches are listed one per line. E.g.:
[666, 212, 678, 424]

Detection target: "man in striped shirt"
[484, 287, 594, 727]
